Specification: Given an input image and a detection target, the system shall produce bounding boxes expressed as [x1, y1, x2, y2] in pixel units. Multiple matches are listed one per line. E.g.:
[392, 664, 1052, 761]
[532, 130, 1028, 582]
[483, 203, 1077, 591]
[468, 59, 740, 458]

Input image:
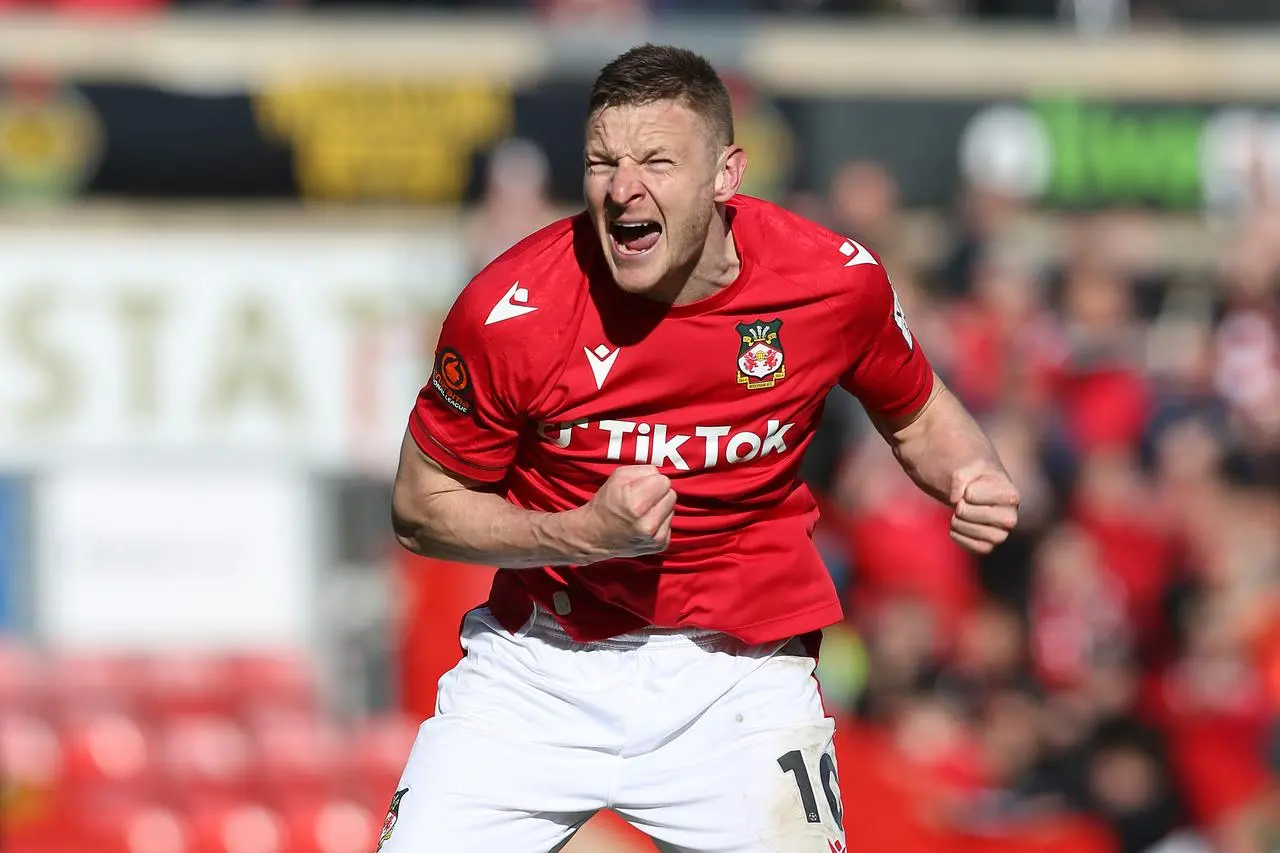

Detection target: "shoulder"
[731, 194, 896, 313]
[447, 212, 593, 340]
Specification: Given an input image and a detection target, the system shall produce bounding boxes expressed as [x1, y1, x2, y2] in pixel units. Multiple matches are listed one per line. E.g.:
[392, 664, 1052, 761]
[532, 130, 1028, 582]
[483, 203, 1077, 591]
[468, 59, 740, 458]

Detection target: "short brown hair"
[588, 44, 734, 146]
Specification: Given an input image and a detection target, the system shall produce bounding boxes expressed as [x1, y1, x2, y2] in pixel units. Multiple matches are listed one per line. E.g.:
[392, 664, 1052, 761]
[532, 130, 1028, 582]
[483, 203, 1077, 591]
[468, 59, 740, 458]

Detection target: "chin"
[609, 264, 667, 295]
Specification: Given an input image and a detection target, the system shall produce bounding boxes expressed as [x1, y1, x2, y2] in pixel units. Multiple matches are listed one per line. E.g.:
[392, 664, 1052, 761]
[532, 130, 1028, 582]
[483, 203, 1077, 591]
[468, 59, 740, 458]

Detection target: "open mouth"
[608, 220, 663, 255]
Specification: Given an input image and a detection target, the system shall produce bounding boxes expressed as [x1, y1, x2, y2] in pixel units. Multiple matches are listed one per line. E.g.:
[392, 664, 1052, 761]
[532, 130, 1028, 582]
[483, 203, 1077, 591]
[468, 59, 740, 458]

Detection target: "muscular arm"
[873, 373, 1020, 552]
[390, 430, 675, 568]
[391, 431, 595, 568]
[875, 374, 1001, 501]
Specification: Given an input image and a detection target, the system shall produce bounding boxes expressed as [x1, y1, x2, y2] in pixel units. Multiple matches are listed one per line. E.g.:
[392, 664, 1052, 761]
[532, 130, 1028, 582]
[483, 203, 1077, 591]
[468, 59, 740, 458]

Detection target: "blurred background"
[0, 3, 1278, 853]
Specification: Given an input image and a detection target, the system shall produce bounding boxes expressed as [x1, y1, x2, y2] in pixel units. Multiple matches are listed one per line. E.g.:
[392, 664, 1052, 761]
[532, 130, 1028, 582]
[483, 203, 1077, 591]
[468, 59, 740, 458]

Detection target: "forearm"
[392, 484, 599, 568]
[881, 379, 1005, 504]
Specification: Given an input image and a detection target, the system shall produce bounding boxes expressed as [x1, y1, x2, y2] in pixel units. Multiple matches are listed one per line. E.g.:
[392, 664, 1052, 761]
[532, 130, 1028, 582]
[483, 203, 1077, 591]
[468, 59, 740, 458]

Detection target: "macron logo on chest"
[584, 344, 619, 390]
[484, 282, 537, 325]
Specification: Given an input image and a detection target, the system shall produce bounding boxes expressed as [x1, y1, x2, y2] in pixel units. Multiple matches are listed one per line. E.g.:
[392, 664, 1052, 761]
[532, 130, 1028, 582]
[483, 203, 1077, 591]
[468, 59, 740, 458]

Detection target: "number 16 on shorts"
[778, 747, 842, 827]
[770, 738, 845, 852]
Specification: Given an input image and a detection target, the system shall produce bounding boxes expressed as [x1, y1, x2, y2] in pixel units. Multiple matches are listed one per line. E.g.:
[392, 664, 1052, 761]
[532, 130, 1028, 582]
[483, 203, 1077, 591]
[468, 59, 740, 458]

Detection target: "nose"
[607, 162, 645, 210]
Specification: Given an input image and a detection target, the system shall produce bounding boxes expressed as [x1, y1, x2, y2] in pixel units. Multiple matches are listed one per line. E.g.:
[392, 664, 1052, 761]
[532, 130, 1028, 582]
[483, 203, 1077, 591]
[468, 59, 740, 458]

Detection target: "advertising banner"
[0, 221, 466, 470]
[1, 70, 1276, 212]
[34, 464, 314, 652]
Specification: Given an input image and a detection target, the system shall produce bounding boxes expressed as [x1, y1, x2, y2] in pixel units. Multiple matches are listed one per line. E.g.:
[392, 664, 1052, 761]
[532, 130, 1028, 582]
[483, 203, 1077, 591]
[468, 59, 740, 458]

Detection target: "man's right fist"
[579, 465, 676, 560]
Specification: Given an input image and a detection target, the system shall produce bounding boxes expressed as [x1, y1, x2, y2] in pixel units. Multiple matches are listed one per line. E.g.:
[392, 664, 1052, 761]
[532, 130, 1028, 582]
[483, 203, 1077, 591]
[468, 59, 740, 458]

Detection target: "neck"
[654, 206, 741, 307]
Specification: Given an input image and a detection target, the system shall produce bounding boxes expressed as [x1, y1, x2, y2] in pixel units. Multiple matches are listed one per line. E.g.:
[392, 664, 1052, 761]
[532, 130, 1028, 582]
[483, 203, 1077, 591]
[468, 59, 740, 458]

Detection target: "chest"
[526, 293, 842, 476]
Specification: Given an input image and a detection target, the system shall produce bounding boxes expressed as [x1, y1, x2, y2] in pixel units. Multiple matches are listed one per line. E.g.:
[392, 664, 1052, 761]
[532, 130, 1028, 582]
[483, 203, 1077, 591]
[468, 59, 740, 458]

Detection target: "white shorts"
[378, 606, 847, 853]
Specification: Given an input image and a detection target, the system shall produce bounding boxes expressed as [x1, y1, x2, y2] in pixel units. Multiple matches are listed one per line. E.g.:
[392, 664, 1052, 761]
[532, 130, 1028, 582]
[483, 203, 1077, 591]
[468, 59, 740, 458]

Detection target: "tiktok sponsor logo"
[537, 418, 794, 471]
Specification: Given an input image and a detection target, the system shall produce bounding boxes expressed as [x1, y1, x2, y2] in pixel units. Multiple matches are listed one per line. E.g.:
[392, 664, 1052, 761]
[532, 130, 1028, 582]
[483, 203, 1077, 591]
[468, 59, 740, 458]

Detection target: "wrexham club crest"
[736, 319, 787, 390]
[376, 788, 409, 852]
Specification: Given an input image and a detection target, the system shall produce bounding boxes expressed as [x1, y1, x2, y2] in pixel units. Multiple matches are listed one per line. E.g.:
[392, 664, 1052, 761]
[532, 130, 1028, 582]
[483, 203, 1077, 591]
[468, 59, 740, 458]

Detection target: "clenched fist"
[948, 461, 1020, 554]
[579, 465, 677, 560]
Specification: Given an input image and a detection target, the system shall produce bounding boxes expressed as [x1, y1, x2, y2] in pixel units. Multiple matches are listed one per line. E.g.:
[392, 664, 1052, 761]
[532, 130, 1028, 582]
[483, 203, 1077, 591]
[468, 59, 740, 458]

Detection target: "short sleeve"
[838, 263, 935, 421]
[407, 288, 527, 484]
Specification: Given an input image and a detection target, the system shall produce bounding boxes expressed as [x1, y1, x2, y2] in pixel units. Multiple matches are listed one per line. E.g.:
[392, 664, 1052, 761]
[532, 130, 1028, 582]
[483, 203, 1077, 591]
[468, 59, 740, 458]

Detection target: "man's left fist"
[947, 462, 1020, 554]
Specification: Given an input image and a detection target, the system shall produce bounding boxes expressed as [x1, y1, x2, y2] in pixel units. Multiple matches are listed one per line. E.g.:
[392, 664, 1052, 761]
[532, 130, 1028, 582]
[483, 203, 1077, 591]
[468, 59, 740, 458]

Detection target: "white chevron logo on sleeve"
[484, 281, 538, 325]
[839, 239, 878, 267]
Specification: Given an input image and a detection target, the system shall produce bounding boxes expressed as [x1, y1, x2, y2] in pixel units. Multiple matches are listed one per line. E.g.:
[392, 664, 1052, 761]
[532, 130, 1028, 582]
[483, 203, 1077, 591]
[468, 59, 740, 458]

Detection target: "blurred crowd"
[0, 644, 423, 853]
[800, 166, 1280, 852]
[454, 130, 1280, 853]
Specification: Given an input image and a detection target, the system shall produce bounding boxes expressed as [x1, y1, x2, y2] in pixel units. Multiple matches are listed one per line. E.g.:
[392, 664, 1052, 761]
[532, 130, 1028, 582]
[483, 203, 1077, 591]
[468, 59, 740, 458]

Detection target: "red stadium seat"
[61, 710, 155, 800]
[116, 806, 191, 853]
[47, 652, 147, 718]
[141, 655, 239, 719]
[187, 803, 287, 853]
[0, 838, 81, 853]
[341, 713, 419, 808]
[224, 652, 320, 718]
[0, 711, 64, 788]
[56, 800, 190, 853]
[155, 716, 253, 810]
[245, 709, 345, 809]
[282, 799, 379, 853]
[0, 712, 68, 849]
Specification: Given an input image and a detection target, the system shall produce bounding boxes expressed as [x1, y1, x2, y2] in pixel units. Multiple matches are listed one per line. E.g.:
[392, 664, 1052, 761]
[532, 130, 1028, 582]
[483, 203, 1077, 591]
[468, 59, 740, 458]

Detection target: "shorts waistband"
[525, 605, 733, 651]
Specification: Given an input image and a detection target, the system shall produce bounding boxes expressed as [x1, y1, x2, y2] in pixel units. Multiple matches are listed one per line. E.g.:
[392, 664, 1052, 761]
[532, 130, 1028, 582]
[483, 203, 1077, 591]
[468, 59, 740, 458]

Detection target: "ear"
[713, 145, 747, 202]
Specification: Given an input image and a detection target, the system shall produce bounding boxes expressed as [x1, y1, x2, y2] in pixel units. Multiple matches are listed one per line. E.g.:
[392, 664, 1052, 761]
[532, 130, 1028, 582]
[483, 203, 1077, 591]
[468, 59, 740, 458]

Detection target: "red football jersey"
[408, 195, 934, 644]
